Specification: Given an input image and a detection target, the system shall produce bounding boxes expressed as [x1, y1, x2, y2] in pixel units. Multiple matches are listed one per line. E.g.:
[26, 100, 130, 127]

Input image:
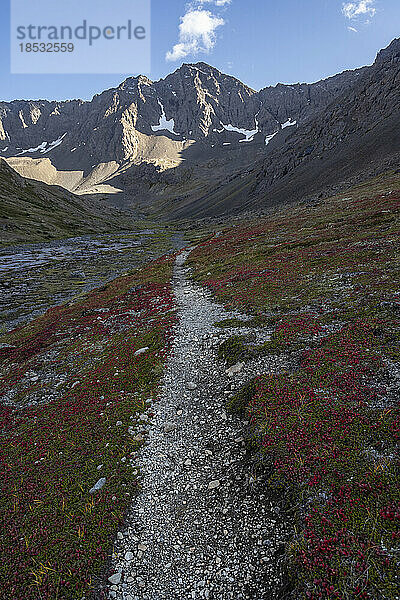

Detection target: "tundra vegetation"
[0, 170, 399, 599]
[0, 254, 177, 599]
[188, 175, 400, 599]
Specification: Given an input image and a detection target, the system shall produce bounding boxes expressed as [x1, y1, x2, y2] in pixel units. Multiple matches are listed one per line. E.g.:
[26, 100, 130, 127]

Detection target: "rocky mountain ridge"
[0, 38, 398, 218]
[0, 62, 364, 182]
[251, 36, 400, 209]
[167, 37, 400, 218]
[0, 158, 132, 245]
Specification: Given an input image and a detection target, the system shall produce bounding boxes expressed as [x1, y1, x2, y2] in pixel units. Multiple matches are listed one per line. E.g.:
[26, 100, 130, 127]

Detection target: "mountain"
[0, 158, 132, 245]
[167, 38, 400, 218]
[249, 37, 400, 211]
[0, 62, 363, 200]
[0, 39, 398, 219]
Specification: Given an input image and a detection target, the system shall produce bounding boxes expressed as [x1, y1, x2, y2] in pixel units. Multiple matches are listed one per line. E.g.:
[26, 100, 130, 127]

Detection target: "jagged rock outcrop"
[0, 39, 398, 218]
[0, 62, 363, 177]
[250, 37, 400, 206]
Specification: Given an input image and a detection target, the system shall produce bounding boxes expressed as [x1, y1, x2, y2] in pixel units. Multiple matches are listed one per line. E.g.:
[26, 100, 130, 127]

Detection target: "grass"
[0, 162, 135, 246]
[0, 252, 177, 600]
[187, 179, 400, 600]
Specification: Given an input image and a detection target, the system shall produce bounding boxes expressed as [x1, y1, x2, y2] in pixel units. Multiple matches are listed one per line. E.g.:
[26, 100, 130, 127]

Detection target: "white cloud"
[342, 0, 376, 20]
[166, 0, 231, 62]
[348, 26, 358, 32]
[197, 0, 232, 5]
[166, 8, 225, 61]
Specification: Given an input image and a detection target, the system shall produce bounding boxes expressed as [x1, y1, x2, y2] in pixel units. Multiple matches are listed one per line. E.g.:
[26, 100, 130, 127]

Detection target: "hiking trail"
[106, 248, 292, 600]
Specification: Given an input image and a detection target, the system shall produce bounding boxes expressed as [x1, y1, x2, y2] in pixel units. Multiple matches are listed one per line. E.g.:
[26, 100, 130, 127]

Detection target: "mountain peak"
[118, 74, 153, 89]
[375, 37, 400, 64]
[181, 61, 215, 69]
[176, 62, 222, 76]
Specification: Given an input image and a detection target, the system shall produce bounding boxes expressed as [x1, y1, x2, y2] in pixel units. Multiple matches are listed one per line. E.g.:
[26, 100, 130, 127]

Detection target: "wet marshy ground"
[0, 228, 186, 334]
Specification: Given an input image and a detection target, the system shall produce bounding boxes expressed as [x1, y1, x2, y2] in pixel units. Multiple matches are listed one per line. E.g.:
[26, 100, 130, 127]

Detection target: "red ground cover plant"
[188, 190, 400, 599]
[0, 254, 177, 599]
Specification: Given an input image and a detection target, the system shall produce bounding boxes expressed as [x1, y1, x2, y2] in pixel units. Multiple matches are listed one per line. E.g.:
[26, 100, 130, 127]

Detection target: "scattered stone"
[89, 477, 106, 494]
[225, 362, 244, 377]
[108, 572, 121, 585]
[138, 543, 147, 551]
[163, 422, 176, 433]
[208, 480, 220, 490]
[186, 382, 197, 390]
[134, 347, 149, 356]
[125, 551, 134, 561]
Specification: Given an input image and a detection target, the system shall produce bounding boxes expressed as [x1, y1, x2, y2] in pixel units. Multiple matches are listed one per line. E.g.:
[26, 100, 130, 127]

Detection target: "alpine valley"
[1, 35, 400, 600]
[1, 37, 399, 223]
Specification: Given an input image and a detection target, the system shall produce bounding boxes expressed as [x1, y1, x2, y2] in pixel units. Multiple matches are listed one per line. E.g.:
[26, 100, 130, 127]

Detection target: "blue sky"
[0, 0, 399, 101]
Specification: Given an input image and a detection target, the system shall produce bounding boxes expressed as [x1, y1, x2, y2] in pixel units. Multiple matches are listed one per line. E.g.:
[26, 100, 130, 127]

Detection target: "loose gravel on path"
[106, 249, 292, 600]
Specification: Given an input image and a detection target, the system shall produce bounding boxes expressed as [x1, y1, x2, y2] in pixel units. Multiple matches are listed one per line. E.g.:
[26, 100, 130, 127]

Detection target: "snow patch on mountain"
[281, 118, 297, 129]
[42, 133, 67, 154]
[264, 118, 296, 146]
[221, 116, 259, 142]
[151, 101, 179, 136]
[17, 142, 47, 155]
[265, 131, 278, 146]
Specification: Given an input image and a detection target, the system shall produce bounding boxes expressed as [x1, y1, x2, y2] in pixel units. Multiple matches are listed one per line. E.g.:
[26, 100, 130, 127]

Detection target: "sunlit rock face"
[0, 61, 362, 174]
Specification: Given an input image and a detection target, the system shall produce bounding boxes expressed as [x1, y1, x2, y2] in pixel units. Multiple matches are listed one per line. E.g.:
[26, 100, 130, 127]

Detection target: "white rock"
[125, 551, 134, 561]
[225, 362, 244, 377]
[134, 347, 149, 356]
[89, 477, 106, 493]
[108, 571, 121, 585]
[208, 480, 220, 490]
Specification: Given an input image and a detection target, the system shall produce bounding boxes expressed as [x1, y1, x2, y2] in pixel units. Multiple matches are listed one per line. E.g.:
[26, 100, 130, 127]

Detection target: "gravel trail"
[106, 249, 291, 600]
